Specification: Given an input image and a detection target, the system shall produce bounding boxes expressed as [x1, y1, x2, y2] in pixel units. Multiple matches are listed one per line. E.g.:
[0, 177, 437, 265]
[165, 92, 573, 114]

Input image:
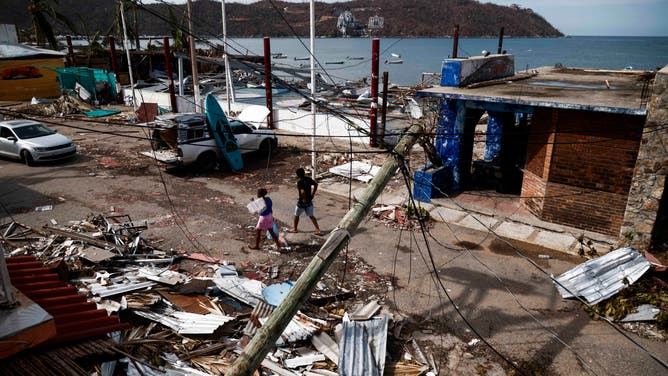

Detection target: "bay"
[219, 36, 668, 86]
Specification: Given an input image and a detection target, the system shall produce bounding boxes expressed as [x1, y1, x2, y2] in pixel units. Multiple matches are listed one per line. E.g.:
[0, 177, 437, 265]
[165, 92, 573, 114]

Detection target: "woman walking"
[249, 188, 281, 250]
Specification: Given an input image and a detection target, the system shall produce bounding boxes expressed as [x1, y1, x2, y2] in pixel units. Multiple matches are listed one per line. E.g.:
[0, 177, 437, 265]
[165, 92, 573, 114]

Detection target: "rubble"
[1, 212, 507, 375]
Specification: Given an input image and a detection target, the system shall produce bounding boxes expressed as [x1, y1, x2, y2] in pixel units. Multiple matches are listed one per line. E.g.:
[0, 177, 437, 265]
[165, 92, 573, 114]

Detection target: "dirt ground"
[1, 113, 667, 376]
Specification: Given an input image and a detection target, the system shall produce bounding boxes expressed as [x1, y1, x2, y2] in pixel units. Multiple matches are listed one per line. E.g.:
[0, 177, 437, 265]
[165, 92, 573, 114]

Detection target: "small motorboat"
[384, 59, 403, 64]
[325, 61, 345, 65]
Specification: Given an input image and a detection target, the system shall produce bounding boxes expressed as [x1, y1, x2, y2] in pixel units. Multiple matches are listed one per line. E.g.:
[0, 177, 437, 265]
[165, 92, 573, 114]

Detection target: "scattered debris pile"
[554, 247, 668, 340]
[1, 213, 503, 375]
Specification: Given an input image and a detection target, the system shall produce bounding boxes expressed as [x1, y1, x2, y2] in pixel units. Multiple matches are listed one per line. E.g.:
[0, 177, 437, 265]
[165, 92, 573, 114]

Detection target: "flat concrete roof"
[417, 66, 655, 115]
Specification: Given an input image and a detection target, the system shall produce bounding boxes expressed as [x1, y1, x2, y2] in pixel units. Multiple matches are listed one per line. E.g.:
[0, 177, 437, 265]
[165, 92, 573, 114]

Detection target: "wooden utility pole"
[226, 123, 423, 376]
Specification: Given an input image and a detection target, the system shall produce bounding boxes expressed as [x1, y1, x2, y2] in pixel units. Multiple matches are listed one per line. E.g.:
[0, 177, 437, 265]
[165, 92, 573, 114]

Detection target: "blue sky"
[161, 1, 668, 36]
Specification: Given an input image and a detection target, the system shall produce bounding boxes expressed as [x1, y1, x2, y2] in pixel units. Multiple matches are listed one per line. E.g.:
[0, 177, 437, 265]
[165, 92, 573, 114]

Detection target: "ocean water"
[218, 36, 668, 86]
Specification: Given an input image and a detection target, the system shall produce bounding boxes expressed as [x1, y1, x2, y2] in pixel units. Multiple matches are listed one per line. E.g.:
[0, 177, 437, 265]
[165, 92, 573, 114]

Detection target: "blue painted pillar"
[436, 99, 466, 191]
[485, 111, 505, 161]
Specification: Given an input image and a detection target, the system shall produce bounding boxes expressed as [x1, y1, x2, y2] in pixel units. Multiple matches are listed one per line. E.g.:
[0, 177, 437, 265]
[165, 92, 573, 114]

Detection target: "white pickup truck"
[142, 110, 277, 171]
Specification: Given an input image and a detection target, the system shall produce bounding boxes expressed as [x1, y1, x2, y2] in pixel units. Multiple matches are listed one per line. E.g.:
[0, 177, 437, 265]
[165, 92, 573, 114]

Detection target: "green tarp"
[84, 109, 121, 117]
[55, 67, 117, 103]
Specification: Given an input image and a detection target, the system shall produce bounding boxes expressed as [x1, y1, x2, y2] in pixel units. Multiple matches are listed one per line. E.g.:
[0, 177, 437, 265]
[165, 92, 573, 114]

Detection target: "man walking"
[289, 167, 321, 235]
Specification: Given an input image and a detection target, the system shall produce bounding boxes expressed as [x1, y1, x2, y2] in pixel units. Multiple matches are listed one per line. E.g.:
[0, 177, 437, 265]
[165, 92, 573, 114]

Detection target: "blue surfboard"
[205, 94, 243, 171]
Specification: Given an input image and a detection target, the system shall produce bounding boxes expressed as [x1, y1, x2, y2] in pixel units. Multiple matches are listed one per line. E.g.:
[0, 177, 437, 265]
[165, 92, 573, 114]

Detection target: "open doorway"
[469, 112, 530, 195]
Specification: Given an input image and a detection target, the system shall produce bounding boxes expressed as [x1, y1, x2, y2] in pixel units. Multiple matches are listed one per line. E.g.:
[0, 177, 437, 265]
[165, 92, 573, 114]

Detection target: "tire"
[21, 150, 35, 166]
[259, 138, 276, 156]
[195, 152, 217, 172]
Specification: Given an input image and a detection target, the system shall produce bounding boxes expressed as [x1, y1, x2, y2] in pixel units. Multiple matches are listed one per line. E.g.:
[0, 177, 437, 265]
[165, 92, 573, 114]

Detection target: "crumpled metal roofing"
[244, 301, 328, 346]
[133, 308, 234, 335]
[338, 314, 388, 376]
[0, 43, 65, 59]
[553, 247, 651, 305]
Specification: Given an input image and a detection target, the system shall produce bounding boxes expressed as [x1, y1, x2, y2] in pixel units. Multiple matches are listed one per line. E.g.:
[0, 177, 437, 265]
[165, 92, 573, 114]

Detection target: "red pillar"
[263, 37, 274, 129]
[163, 37, 178, 113]
[108, 35, 121, 103]
[108, 36, 119, 76]
[452, 24, 460, 58]
[370, 38, 379, 147]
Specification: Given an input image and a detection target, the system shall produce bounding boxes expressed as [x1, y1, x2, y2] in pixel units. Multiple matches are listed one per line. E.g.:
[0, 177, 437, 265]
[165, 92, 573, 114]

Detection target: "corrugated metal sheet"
[212, 273, 265, 307]
[244, 301, 328, 346]
[338, 314, 388, 376]
[132, 309, 234, 335]
[554, 247, 651, 305]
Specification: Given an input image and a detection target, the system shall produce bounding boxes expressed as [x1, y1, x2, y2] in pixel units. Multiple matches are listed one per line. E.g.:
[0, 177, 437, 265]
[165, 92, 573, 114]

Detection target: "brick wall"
[521, 108, 645, 236]
[541, 182, 630, 235]
[549, 110, 643, 194]
[521, 170, 546, 216]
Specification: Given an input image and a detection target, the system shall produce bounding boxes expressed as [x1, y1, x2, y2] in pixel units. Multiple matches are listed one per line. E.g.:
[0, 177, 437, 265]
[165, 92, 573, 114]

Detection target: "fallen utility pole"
[226, 123, 423, 376]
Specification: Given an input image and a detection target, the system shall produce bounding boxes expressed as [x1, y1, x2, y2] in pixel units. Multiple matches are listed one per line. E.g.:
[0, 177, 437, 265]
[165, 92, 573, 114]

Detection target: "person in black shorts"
[289, 168, 321, 235]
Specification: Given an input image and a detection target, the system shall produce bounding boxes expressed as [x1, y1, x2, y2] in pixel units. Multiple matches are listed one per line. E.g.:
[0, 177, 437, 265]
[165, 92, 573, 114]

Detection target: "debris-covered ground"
[1, 110, 668, 375]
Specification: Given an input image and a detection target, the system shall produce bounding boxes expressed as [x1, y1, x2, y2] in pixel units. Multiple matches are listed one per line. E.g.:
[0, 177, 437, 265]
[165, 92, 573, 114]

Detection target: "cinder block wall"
[522, 108, 644, 236]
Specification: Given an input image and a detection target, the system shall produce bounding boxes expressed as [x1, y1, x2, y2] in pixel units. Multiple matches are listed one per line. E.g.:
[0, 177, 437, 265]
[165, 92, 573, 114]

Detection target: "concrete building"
[416, 54, 667, 250]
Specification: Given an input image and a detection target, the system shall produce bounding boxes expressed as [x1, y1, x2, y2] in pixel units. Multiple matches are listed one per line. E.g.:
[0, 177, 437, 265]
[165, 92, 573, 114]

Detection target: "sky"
[159, 0, 668, 36]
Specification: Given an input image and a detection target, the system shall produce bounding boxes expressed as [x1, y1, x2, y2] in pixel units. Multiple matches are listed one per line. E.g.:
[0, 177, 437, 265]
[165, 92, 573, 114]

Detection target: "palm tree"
[27, 0, 77, 50]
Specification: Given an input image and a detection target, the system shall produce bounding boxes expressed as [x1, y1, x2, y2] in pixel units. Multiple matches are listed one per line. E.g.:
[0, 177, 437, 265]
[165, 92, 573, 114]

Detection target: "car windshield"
[13, 123, 56, 139]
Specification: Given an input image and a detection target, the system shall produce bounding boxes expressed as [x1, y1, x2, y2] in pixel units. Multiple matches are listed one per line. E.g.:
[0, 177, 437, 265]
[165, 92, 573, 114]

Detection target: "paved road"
[1, 119, 666, 375]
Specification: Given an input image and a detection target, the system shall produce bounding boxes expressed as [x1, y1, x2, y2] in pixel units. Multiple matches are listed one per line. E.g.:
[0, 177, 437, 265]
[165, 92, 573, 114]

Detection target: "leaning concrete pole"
[226, 123, 423, 376]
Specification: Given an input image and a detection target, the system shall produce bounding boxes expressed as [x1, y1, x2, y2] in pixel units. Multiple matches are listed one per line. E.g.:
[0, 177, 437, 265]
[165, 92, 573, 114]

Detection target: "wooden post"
[497, 27, 505, 54]
[163, 37, 177, 113]
[226, 123, 424, 376]
[66, 35, 74, 67]
[452, 24, 460, 58]
[380, 71, 389, 147]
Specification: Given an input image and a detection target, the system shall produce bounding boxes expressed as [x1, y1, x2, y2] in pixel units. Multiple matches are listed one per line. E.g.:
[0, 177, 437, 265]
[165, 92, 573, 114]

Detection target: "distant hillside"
[2, 0, 562, 40]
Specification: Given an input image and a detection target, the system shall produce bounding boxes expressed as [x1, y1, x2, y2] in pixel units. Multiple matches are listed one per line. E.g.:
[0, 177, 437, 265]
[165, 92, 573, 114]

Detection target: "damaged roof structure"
[416, 54, 668, 250]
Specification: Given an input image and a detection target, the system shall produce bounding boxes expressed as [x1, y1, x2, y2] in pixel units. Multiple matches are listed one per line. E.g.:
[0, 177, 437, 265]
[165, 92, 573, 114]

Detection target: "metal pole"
[452, 24, 460, 58]
[497, 27, 505, 54]
[163, 37, 177, 113]
[120, 1, 136, 110]
[310, 0, 316, 179]
[187, 0, 201, 112]
[226, 123, 424, 376]
[370, 38, 379, 147]
[178, 57, 184, 96]
[222, 0, 233, 114]
[380, 71, 389, 147]
[263, 37, 274, 129]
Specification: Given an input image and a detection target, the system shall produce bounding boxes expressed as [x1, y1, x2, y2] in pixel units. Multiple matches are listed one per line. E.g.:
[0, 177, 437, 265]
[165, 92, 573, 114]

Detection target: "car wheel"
[195, 151, 217, 172]
[21, 150, 35, 166]
[259, 138, 276, 156]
